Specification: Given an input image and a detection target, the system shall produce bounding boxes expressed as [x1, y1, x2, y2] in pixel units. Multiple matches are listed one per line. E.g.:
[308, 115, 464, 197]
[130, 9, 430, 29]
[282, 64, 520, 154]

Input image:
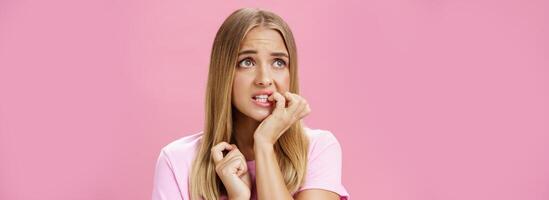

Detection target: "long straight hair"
[189, 8, 309, 200]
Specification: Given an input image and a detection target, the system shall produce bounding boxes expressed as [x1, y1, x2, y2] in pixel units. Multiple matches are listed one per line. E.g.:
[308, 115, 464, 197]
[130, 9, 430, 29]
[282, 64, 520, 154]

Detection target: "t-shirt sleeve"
[152, 149, 184, 200]
[296, 130, 350, 200]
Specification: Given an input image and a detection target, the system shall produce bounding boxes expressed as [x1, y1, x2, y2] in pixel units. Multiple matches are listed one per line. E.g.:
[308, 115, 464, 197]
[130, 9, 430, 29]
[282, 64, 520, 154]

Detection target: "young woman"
[152, 8, 349, 200]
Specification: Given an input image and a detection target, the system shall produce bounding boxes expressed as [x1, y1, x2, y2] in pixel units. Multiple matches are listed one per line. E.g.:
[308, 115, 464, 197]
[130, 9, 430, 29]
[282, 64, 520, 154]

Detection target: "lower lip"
[252, 98, 272, 108]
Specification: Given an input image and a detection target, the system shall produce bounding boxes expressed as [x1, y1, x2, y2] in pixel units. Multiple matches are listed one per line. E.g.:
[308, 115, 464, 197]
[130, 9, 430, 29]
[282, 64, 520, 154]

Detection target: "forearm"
[229, 196, 250, 200]
[254, 143, 294, 200]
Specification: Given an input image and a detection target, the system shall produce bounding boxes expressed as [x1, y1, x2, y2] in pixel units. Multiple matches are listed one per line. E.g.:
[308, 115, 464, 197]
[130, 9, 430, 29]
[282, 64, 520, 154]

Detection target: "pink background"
[1, 0, 548, 199]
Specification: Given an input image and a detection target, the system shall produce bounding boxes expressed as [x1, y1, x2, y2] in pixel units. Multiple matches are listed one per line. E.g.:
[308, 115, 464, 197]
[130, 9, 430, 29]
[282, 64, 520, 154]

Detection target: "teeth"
[254, 95, 269, 103]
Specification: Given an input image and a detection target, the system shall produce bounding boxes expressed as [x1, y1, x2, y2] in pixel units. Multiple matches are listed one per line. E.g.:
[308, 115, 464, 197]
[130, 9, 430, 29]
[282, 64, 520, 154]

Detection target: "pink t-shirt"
[152, 127, 349, 200]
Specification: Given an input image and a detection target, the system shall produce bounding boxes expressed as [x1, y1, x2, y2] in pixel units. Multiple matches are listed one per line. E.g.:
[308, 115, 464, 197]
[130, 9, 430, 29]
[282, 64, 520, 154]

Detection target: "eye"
[273, 59, 287, 68]
[238, 58, 254, 68]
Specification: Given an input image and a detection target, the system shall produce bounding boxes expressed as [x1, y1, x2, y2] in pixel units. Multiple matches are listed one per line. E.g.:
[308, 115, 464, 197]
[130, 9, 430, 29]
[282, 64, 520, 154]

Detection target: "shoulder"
[297, 127, 349, 198]
[303, 127, 342, 159]
[304, 127, 341, 148]
[161, 131, 203, 153]
[158, 131, 204, 169]
[153, 132, 204, 200]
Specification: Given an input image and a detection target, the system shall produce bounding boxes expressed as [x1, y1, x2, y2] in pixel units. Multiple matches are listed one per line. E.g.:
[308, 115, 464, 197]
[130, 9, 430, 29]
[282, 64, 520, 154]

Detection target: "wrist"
[227, 189, 250, 200]
[228, 195, 250, 200]
[253, 137, 273, 146]
[254, 140, 274, 152]
[253, 129, 279, 146]
[253, 134, 273, 146]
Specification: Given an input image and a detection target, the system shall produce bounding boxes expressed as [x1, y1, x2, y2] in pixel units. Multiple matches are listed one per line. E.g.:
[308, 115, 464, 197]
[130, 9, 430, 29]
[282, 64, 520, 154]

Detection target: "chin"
[248, 109, 271, 121]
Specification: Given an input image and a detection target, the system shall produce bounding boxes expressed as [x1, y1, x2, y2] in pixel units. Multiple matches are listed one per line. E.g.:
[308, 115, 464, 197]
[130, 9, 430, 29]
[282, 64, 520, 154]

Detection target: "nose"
[254, 64, 273, 87]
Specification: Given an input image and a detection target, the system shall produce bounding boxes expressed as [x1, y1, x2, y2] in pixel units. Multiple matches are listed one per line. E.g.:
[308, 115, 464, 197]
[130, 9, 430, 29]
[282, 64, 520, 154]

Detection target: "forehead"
[240, 27, 287, 52]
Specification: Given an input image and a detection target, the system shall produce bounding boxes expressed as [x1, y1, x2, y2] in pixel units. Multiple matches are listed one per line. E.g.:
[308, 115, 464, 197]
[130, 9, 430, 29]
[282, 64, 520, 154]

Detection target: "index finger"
[283, 92, 298, 108]
[210, 142, 233, 164]
[268, 92, 286, 111]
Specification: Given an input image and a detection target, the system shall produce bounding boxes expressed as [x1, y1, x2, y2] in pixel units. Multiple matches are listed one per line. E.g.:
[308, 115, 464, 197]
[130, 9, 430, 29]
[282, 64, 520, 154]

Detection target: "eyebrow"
[238, 50, 289, 58]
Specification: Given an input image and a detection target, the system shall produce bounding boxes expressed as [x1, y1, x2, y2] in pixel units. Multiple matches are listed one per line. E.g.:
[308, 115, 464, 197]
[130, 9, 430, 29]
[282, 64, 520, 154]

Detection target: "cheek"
[274, 72, 291, 91]
[232, 74, 251, 100]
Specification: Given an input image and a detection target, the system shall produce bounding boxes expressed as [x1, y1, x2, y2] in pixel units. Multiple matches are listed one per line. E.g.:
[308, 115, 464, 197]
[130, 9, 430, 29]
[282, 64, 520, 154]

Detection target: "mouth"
[251, 91, 274, 108]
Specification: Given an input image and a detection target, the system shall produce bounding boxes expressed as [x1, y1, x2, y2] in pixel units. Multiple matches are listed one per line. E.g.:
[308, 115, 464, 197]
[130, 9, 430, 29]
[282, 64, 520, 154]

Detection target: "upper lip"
[252, 90, 274, 98]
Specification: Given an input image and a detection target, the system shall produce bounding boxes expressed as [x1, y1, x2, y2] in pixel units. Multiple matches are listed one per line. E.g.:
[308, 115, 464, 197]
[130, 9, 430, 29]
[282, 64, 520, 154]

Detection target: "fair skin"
[210, 27, 340, 200]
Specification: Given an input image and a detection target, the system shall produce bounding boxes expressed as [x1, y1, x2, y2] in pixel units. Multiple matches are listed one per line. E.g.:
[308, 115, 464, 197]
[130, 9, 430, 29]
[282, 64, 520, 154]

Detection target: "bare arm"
[254, 141, 340, 200]
[254, 142, 293, 200]
[253, 92, 340, 200]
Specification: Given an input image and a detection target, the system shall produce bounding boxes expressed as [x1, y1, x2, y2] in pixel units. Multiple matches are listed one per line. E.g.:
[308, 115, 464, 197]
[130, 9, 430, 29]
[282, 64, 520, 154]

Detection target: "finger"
[224, 155, 247, 176]
[298, 103, 311, 119]
[224, 148, 247, 174]
[211, 142, 234, 164]
[236, 160, 247, 177]
[216, 151, 246, 175]
[217, 157, 242, 176]
[294, 101, 306, 117]
[224, 146, 243, 158]
[283, 92, 297, 107]
[295, 96, 308, 115]
[269, 92, 286, 111]
[224, 148, 246, 165]
[287, 93, 305, 115]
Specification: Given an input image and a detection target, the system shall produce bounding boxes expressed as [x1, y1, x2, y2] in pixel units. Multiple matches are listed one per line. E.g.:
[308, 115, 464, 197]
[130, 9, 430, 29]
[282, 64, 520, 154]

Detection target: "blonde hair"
[189, 8, 309, 200]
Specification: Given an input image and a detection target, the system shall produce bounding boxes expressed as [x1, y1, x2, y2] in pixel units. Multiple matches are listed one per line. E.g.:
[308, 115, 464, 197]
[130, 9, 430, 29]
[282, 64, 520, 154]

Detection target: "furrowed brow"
[238, 50, 257, 56]
[271, 52, 289, 58]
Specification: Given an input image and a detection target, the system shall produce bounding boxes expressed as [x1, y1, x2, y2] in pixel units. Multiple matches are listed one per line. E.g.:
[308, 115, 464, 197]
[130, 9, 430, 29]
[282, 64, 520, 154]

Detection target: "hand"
[211, 142, 252, 200]
[254, 91, 311, 146]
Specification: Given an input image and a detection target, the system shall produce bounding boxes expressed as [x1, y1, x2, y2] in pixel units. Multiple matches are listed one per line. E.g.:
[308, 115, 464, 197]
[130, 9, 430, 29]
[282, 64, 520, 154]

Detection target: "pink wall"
[1, 0, 548, 199]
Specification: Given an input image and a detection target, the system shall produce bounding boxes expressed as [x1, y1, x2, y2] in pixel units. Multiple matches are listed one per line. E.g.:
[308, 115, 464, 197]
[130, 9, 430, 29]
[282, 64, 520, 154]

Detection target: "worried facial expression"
[231, 27, 290, 122]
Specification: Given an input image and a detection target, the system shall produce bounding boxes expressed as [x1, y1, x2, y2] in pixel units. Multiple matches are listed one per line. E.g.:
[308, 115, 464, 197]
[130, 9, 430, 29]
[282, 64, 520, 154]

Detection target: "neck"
[232, 110, 260, 161]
